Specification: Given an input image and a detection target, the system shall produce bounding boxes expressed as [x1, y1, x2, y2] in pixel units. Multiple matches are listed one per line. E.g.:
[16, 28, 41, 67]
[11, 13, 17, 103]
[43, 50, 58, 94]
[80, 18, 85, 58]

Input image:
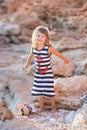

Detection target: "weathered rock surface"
[0, 0, 87, 129]
[71, 104, 87, 130]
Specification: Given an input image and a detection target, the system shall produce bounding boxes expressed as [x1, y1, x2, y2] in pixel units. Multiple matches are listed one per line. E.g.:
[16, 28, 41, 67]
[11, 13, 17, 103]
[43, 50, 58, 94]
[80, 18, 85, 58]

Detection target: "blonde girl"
[24, 25, 70, 115]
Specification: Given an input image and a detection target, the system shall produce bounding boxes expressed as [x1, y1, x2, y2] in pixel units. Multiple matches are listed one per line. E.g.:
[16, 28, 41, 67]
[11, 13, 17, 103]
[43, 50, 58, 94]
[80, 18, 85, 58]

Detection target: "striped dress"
[31, 45, 55, 97]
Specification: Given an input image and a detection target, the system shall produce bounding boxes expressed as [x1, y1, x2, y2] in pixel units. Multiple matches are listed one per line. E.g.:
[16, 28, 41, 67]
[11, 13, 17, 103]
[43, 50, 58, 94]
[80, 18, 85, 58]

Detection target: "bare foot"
[36, 109, 44, 114]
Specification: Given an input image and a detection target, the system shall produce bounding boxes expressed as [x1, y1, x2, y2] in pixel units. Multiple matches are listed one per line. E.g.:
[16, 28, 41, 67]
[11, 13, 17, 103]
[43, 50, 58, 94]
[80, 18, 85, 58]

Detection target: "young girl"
[24, 25, 70, 115]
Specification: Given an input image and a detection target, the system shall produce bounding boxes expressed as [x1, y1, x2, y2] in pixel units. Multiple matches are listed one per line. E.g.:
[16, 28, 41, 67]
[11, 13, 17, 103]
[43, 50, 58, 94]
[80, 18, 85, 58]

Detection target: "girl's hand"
[23, 65, 28, 71]
[23, 66, 31, 75]
[23, 67, 27, 72]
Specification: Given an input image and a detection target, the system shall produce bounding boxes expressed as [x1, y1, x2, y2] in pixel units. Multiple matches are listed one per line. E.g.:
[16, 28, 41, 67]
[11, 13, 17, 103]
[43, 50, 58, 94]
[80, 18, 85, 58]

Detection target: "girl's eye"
[37, 33, 46, 38]
[37, 34, 40, 37]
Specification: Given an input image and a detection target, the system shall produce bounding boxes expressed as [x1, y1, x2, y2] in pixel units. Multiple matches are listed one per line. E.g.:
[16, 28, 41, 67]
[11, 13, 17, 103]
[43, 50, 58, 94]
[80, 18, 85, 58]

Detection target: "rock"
[55, 37, 86, 51]
[0, 23, 21, 35]
[54, 75, 87, 109]
[71, 104, 87, 130]
[51, 54, 75, 77]
[65, 111, 76, 122]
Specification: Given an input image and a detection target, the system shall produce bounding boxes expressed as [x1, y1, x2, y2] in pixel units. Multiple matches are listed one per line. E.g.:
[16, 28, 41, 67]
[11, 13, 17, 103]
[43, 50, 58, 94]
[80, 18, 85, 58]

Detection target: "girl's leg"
[38, 96, 45, 112]
[50, 96, 56, 114]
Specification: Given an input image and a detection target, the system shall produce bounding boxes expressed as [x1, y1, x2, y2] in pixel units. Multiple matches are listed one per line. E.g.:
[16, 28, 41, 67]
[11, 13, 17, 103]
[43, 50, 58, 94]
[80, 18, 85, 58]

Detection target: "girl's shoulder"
[47, 45, 53, 55]
[45, 44, 52, 48]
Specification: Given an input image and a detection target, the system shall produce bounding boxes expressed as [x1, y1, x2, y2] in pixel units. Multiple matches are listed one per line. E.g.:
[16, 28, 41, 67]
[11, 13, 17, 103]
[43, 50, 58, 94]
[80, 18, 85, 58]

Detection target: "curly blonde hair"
[32, 25, 51, 48]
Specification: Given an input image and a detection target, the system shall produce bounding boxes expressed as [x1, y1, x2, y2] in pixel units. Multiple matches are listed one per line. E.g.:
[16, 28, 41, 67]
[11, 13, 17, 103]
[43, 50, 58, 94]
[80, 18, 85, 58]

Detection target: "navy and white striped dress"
[31, 45, 55, 97]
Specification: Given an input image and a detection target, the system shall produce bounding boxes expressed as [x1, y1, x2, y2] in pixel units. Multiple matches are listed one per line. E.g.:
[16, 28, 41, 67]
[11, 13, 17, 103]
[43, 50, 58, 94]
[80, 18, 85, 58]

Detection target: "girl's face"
[36, 32, 46, 45]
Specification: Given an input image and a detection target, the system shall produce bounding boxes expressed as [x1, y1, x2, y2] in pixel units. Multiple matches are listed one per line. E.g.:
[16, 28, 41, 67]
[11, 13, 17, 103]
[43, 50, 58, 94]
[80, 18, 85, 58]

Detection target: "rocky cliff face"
[0, 0, 87, 130]
[0, 0, 87, 44]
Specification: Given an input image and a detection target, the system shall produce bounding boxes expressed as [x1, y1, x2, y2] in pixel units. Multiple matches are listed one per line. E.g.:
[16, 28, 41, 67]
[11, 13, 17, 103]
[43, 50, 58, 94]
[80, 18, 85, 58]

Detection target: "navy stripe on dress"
[31, 45, 55, 97]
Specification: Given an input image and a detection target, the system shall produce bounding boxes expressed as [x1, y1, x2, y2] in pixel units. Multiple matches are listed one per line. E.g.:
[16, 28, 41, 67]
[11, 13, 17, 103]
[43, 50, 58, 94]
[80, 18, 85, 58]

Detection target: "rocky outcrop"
[0, 0, 87, 129]
[0, 0, 87, 44]
[54, 75, 87, 110]
[71, 104, 87, 130]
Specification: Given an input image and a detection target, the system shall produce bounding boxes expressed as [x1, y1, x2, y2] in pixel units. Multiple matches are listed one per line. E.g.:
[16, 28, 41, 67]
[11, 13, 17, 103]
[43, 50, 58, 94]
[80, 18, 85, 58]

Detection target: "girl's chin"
[37, 42, 43, 44]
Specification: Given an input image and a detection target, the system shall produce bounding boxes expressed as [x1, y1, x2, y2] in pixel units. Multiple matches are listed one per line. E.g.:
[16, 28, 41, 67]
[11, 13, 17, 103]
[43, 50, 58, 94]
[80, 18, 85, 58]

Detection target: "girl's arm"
[24, 51, 34, 69]
[48, 46, 70, 64]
